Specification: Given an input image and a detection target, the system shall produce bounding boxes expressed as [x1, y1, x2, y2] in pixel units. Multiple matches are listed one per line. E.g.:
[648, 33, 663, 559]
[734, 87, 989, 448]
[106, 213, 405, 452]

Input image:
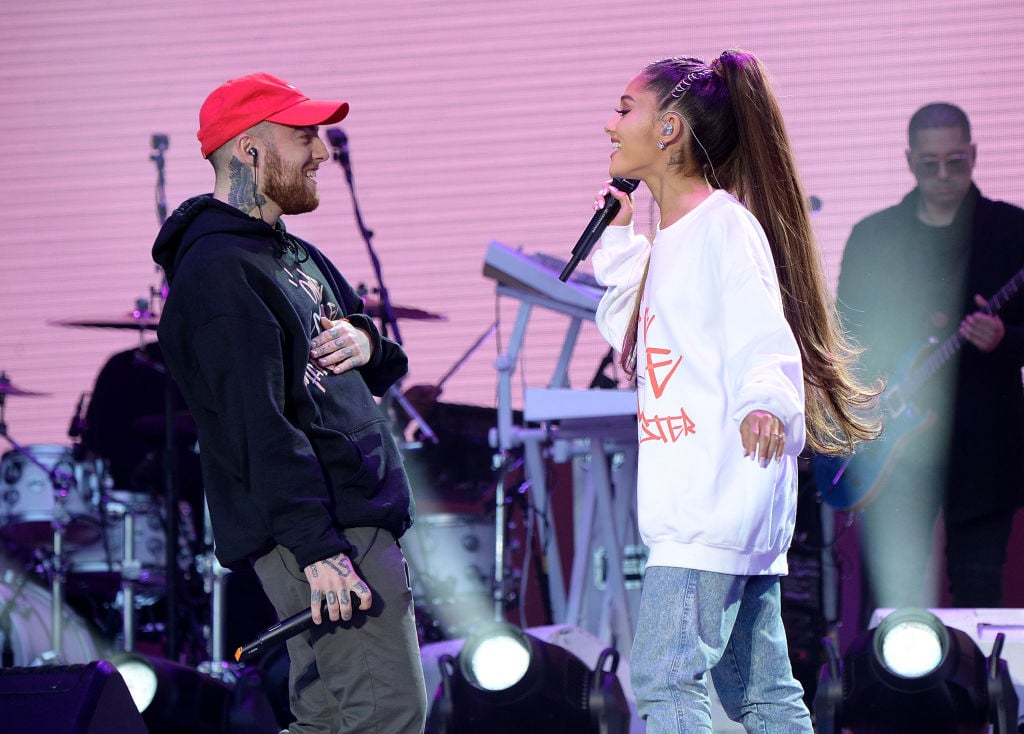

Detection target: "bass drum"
[0, 569, 103, 666]
[402, 513, 495, 642]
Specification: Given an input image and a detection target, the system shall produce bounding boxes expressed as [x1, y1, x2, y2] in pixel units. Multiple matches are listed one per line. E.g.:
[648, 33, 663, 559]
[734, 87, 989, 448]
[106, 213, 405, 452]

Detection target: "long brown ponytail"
[621, 51, 881, 455]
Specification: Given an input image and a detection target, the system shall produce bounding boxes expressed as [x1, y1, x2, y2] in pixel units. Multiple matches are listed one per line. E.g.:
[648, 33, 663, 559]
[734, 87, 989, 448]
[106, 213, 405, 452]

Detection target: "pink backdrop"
[1, 0, 1022, 646]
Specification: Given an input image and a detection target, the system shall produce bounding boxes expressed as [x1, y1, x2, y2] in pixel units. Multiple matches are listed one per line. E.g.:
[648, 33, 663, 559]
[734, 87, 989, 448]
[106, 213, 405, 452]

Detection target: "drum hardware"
[94, 495, 148, 653]
[120, 508, 144, 652]
[67, 490, 204, 657]
[8, 502, 81, 664]
[195, 492, 236, 683]
[0, 376, 101, 664]
[0, 447, 171, 658]
[38, 323, 187, 661]
[49, 515, 70, 660]
[56, 324, 188, 660]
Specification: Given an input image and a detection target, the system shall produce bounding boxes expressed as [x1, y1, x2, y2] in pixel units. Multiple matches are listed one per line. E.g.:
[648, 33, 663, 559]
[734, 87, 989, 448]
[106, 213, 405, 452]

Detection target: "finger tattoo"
[326, 591, 338, 605]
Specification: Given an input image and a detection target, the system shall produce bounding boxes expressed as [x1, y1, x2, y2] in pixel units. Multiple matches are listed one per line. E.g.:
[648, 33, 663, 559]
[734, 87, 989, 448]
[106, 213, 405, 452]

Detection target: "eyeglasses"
[911, 152, 971, 178]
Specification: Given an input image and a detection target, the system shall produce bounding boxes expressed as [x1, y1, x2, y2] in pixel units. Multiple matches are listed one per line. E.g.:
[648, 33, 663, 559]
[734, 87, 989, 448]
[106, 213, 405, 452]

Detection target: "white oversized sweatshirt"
[593, 190, 805, 576]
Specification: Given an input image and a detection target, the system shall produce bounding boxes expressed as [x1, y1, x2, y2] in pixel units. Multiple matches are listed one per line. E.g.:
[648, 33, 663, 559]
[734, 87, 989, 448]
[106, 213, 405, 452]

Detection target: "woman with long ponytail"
[592, 50, 880, 733]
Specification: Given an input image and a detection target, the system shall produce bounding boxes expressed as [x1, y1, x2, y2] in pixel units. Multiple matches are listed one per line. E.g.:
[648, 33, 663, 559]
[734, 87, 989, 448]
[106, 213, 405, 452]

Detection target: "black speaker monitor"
[0, 660, 148, 734]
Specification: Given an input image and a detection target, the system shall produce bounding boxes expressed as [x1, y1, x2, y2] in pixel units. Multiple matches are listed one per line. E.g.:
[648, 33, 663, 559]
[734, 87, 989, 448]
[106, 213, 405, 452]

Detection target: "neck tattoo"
[227, 157, 267, 218]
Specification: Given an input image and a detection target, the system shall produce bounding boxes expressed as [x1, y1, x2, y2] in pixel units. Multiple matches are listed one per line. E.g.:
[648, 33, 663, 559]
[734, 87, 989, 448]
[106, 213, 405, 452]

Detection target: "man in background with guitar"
[832, 102, 1024, 621]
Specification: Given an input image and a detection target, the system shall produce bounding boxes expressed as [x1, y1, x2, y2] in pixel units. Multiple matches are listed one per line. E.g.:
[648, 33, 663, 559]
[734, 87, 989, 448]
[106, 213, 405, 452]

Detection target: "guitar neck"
[898, 265, 1024, 401]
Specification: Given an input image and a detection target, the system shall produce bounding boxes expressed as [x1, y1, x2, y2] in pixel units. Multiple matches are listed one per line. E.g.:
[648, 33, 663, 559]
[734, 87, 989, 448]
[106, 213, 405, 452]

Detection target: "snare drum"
[69, 490, 167, 590]
[0, 444, 102, 547]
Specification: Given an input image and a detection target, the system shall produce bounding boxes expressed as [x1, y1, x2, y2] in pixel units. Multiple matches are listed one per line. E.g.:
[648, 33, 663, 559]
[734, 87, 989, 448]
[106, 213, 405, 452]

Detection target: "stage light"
[427, 622, 631, 734]
[109, 652, 234, 734]
[875, 609, 944, 681]
[814, 608, 1019, 734]
[463, 628, 532, 691]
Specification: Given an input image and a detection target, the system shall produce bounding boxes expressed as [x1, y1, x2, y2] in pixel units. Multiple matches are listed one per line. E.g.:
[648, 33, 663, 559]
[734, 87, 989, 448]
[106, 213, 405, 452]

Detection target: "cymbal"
[0, 373, 49, 397]
[361, 296, 445, 321]
[49, 312, 159, 330]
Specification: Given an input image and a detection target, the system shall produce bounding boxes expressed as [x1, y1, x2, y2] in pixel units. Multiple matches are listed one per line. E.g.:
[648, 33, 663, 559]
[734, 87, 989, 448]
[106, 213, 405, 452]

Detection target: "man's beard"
[261, 146, 319, 215]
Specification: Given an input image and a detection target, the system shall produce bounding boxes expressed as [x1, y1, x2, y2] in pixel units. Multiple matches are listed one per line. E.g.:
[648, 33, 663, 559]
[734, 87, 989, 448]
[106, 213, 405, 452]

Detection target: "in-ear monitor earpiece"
[248, 147, 258, 157]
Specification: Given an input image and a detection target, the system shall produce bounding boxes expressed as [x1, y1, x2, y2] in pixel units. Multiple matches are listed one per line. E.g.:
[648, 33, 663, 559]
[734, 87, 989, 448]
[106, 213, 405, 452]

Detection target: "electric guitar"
[814, 264, 1024, 511]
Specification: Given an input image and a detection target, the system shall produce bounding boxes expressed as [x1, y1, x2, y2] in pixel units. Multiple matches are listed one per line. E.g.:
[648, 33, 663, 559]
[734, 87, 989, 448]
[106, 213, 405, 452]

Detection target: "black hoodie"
[152, 195, 413, 569]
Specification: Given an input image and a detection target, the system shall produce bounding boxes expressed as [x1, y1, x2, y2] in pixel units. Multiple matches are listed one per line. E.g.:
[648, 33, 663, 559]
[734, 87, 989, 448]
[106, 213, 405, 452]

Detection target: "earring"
[657, 141, 666, 150]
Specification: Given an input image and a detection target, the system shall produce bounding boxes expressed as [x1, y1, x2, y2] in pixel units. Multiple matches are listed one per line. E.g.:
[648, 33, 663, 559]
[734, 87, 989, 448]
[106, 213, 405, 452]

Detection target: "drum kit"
[0, 356, 196, 669]
[0, 292, 470, 675]
[0, 372, 107, 667]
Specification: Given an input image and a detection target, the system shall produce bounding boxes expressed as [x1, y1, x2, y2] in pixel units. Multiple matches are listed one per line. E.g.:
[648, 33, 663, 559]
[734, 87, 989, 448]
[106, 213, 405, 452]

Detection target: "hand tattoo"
[324, 554, 352, 578]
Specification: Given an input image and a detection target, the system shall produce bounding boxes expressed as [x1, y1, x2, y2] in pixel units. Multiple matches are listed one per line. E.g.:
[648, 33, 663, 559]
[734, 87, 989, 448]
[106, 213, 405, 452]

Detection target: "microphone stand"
[151, 133, 170, 302]
[149, 132, 182, 662]
[327, 130, 436, 443]
[150, 133, 169, 225]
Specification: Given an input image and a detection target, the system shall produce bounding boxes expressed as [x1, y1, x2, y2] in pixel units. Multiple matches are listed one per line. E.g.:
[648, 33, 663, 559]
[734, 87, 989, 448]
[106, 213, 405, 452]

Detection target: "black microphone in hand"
[559, 177, 641, 282]
[235, 599, 331, 663]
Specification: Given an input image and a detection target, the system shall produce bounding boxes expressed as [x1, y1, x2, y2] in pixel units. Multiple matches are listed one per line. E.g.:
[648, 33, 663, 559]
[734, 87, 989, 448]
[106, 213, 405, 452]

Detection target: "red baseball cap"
[197, 72, 349, 158]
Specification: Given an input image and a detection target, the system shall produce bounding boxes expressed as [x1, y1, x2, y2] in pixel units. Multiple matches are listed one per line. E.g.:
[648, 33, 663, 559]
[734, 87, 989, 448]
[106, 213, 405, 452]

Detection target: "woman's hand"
[596, 180, 635, 227]
[740, 410, 786, 468]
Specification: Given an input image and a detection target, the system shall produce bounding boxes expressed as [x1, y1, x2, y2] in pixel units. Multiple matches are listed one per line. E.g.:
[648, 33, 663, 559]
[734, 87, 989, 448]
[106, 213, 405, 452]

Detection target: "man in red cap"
[153, 73, 428, 733]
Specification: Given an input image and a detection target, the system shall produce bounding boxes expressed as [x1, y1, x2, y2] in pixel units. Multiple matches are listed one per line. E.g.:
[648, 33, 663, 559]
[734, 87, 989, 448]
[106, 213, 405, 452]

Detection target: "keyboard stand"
[484, 242, 640, 652]
[491, 284, 585, 625]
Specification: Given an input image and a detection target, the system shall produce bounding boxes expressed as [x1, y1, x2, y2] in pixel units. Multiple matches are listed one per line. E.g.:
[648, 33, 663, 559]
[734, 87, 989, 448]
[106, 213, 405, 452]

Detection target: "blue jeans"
[631, 566, 812, 733]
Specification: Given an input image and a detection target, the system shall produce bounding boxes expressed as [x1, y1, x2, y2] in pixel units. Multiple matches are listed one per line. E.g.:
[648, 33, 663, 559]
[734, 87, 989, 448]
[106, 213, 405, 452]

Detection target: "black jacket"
[153, 195, 413, 568]
[838, 185, 1024, 519]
